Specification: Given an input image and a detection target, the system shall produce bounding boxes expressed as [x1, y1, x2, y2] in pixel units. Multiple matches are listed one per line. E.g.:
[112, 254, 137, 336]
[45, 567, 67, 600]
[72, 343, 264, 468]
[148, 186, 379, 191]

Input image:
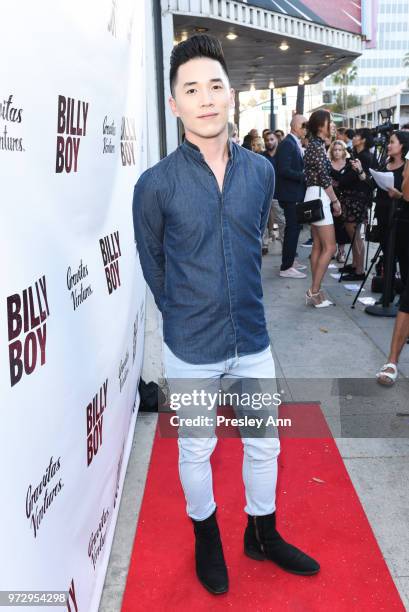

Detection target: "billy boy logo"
[99, 231, 122, 294]
[121, 117, 136, 166]
[56, 95, 89, 173]
[87, 380, 108, 467]
[7, 276, 49, 387]
[66, 579, 78, 612]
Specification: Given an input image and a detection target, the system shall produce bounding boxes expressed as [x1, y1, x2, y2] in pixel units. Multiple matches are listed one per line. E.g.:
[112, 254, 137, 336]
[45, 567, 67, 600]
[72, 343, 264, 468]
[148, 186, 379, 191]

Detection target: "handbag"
[365, 224, 381, 243]
[296, 188, 324, 224]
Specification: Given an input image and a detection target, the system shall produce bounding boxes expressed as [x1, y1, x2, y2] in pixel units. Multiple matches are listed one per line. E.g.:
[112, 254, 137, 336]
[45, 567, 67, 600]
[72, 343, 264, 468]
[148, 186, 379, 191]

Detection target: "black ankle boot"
[192, 509, 228, 594]
[244, 512, 320, 576]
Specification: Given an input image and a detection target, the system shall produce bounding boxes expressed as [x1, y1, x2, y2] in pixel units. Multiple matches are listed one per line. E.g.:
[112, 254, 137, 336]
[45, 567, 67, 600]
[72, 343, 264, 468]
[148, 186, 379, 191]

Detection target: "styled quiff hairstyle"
[169, 34, 229, 96]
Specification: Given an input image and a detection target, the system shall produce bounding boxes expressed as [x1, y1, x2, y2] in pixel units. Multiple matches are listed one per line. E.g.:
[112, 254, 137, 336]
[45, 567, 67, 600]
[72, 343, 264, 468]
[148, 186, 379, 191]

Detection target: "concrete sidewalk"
[100, 232, 409, 611]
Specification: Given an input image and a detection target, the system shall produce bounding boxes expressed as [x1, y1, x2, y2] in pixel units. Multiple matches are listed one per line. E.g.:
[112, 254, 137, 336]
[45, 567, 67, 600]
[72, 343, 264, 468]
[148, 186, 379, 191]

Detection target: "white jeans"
[163, 343, 280, 521]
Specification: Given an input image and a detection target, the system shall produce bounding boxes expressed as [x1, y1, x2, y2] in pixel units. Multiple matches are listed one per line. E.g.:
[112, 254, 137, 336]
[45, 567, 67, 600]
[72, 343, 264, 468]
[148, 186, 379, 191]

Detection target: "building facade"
[327, 0, 409, 96]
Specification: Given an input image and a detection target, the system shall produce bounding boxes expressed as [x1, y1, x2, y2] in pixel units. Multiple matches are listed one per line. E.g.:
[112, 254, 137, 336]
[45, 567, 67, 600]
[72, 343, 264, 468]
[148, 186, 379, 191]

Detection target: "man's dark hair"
[346, 128, 355, 139]
[401, 122, 409, 130]
[307, 110, 331, 137]
[336, 127, 347, 135]
[169, 34, 229, 96]
[274, 129, 284, 136]
[356, 128, 374, 149]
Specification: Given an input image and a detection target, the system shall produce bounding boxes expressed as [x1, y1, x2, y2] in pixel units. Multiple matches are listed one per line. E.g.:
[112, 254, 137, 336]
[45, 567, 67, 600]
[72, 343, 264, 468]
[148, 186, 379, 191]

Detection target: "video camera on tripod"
[370, 108, 399, 164]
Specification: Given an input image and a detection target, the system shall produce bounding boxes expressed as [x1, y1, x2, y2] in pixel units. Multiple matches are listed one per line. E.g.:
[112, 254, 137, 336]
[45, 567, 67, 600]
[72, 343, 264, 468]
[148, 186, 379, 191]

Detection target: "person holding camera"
[376, 148, 409, 385]
[303, 110, 342, 307]
[353, 131, 409, 303]
[338, 128, 376, 281]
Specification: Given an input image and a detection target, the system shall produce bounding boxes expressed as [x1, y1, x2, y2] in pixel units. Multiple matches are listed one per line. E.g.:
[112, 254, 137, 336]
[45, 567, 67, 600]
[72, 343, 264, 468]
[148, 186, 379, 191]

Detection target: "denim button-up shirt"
[132, 138, 275, 364]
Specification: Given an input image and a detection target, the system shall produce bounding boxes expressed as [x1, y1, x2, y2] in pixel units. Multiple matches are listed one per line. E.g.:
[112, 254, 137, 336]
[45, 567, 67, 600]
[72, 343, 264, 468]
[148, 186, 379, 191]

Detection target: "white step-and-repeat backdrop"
[0, 1, 147, 610]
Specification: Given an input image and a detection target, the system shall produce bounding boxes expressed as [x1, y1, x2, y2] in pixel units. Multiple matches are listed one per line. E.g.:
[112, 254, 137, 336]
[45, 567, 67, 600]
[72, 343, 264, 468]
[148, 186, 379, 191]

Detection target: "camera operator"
[353, 131, 409, 303]
[337, 128, 375, 280]
[376, 151, 409, 385]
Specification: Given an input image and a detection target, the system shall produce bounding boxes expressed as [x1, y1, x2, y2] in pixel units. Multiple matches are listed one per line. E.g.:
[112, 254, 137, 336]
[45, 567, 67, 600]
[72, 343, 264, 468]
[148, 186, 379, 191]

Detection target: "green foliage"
[331, 92, 361, 113]
[331, 64, 358, 113]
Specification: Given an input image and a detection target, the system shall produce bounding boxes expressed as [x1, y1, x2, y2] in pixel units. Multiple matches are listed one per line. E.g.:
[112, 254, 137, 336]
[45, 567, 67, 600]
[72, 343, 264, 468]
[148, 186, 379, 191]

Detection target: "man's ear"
[169, 95, 180, 118]
[229, 88, 235, 111]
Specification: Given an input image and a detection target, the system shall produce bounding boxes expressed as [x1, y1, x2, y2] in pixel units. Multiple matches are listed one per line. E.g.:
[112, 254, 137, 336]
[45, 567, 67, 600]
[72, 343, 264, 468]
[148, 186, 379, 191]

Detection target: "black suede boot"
[192, 509, 228, 594]
[244, 512, 320, 575]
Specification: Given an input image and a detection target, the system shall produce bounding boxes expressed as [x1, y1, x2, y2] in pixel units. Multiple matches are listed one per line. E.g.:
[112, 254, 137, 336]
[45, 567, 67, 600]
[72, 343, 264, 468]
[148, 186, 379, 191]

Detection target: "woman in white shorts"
[303, 110, 342, 307]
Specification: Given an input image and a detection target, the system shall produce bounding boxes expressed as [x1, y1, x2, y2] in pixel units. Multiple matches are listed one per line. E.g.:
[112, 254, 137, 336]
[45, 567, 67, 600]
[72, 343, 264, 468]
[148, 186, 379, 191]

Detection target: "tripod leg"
[351, 245, 382, 308]
[365, 205, 373, 271]
[339, 225, 357, 283]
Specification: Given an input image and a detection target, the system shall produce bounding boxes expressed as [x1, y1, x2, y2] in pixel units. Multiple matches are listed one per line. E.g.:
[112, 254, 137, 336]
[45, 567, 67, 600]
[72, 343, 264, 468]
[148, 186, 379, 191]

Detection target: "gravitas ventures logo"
[56, 95, 89, 173]
[7, 276, 49, 387]
[26, 456, 64, 539]
[99, 231, 122, 294]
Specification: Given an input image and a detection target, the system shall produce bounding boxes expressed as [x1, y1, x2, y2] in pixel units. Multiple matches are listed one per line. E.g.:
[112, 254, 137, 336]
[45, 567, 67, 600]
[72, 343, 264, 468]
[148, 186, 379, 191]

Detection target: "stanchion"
[365, 198, 399, 317]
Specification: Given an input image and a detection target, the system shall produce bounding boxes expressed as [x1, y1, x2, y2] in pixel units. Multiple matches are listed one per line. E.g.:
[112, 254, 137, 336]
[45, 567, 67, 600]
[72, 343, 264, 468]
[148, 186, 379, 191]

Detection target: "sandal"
[376, 363, 398, 386]
[306, 289, 333, 308]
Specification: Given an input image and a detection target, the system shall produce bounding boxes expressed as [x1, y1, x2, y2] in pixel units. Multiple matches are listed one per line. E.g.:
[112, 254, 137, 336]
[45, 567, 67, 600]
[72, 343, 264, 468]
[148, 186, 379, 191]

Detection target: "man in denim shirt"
[133, 34, 319, 595]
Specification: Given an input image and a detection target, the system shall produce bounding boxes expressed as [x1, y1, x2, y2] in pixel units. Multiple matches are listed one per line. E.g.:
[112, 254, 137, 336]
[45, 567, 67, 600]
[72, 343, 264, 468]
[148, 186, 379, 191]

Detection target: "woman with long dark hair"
[304, 110, 342, 307]
[353, 131, 409, 303]
[375, 145, 409, 384]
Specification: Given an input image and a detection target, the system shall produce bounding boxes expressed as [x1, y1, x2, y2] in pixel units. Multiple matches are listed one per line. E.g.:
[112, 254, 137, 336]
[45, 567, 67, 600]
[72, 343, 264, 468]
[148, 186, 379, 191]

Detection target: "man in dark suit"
[275, 115, 307, 278]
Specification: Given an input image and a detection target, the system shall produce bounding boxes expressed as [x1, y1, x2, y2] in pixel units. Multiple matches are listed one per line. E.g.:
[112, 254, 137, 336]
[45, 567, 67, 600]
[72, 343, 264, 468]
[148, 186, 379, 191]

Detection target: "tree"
[331, 92, 361, 114]
[403, 52, 409, 86]
[332, 64, 358, 114]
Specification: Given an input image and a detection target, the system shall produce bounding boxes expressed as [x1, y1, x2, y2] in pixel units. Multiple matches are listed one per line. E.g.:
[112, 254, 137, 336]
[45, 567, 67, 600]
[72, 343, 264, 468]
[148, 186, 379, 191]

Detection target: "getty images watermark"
[163, 388, 292, 434]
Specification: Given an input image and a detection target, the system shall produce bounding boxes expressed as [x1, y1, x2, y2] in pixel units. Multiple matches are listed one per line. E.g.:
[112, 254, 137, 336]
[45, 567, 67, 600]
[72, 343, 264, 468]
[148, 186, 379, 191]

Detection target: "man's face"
[292, 116, 307, 139]
[169, 57, 234, 140]
[264, 133, 278, 152]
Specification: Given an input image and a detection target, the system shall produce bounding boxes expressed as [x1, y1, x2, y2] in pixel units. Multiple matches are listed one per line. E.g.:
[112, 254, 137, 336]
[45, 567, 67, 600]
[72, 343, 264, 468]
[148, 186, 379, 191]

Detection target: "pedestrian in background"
[242, 128, 259, 150]
[304, 110, 342, 307]
[262, 131, 285, 245]
[275, 115, 308, 278]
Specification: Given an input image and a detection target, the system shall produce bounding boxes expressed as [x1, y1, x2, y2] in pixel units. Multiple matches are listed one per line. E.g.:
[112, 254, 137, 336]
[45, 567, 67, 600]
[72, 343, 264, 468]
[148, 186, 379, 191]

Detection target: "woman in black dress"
[353, 131, 409, 301]
[329, 139, 350, 263]
[376, 148, 409, 385]
[337, 128, 375, 280]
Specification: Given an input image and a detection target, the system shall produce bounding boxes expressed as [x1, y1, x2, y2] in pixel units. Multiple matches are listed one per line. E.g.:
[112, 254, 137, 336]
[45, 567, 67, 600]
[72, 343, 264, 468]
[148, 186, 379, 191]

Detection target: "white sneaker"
[279, 267, 307, 279]
[293, 259, 307, 270]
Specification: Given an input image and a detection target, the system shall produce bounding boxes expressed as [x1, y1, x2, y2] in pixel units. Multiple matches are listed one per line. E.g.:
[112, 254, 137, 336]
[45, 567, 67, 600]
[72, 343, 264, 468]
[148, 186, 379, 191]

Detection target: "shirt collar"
[181, 137, 234, 162]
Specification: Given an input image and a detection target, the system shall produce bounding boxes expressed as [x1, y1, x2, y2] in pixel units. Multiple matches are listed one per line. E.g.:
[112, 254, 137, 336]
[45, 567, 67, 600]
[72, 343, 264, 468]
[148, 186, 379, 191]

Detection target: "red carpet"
[122, 404, 405, 611]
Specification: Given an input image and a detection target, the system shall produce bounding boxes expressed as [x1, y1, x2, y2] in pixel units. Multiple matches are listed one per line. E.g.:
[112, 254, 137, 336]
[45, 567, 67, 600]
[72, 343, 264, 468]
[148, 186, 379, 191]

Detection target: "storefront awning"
[164, 0, 363, 90]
